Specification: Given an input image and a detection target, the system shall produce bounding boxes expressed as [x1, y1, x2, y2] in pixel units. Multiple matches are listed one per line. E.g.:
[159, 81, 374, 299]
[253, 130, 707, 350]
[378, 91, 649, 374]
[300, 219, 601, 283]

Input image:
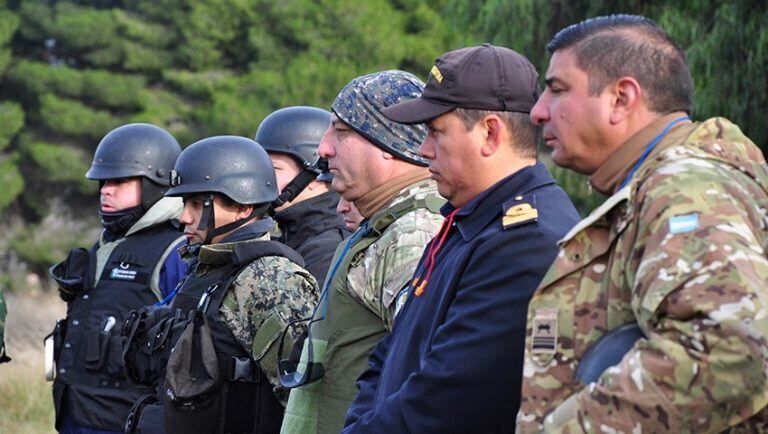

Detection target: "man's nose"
[317, 126, 336, 158]
[530, 94, 550, 126]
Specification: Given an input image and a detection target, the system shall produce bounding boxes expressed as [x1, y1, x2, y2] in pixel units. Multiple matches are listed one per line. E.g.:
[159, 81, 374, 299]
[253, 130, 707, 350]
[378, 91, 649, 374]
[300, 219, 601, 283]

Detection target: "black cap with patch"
[382, 43, 540, 124]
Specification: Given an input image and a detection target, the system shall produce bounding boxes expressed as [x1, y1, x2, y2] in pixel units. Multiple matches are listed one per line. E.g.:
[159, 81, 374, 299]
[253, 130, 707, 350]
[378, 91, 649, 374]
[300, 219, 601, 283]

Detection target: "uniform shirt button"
[72, 320, 79, 326]
[59, 368, 66, 374]
[82, 294, 89, 300]
[64, 342, 71, 349]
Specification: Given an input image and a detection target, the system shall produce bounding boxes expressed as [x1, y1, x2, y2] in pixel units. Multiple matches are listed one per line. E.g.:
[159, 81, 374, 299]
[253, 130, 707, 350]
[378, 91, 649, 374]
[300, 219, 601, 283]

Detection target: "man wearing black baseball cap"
[342, 44, 580, 433]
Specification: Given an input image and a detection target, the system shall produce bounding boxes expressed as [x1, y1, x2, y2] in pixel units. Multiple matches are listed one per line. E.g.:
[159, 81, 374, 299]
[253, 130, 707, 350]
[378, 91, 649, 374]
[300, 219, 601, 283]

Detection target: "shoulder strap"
[231, 240, 305, 268]
[370, 194, 443, 234]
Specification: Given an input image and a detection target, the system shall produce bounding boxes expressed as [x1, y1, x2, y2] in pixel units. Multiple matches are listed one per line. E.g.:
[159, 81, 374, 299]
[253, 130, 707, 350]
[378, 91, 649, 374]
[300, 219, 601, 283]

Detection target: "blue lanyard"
[312, 220, 372, 322]
[155, 274, 190, 306]
[618, 116, 691, 190]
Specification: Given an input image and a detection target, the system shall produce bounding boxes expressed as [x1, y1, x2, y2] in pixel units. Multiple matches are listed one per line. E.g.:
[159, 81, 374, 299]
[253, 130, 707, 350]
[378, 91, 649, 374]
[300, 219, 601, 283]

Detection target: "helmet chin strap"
[197, 194, 270, 245]
[269, 157, 327, 212]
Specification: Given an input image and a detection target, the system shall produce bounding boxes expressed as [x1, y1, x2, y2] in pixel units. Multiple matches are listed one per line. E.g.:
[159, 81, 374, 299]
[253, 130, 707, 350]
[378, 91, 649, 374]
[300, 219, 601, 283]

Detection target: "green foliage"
[7, 61, 145, 110]
[24, 141, 90, 192]
[9, 214, 97, 273]
[0, 154, 24, 213]
[38, 94, 119, 139]
[0, 101, 24, 152]
[0, 9, 19, 45]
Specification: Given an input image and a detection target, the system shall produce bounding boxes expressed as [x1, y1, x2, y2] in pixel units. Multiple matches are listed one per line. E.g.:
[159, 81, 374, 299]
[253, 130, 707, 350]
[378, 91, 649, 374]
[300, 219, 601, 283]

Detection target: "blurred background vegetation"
[0, 0, 765, 292]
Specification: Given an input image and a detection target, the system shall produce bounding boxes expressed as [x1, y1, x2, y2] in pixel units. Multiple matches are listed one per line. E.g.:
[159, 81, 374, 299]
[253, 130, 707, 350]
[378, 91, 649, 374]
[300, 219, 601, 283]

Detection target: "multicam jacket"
[518, 117, 768, 433]
[346, 178, 445, 331]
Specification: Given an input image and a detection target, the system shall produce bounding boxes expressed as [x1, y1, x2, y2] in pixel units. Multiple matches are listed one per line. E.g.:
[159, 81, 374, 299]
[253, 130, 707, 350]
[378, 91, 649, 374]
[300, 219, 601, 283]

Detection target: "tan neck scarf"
[355, 168, 431, 218]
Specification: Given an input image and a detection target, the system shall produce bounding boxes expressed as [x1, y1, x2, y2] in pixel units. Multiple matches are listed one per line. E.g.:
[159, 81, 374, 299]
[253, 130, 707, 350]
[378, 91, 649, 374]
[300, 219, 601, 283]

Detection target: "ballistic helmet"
[255, 106, 331, 168]
[165, 136, 277, 205]
[86, 123, 181, 186]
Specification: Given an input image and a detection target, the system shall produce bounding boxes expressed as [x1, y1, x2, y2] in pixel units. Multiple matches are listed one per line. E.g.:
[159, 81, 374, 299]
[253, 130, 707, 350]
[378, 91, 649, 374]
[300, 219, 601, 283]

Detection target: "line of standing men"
[43, 12, 768, 434]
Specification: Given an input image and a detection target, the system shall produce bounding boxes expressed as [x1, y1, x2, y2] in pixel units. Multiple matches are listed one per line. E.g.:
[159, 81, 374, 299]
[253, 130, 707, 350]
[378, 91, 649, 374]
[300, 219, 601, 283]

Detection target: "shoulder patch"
[668, 213, 699, 234]
[502, 194, 538, 230]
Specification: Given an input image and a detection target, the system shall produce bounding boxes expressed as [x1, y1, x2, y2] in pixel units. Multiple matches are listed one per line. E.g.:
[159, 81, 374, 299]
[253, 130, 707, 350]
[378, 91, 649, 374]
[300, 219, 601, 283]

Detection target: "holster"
[48, 319, 67, 371]
[125, 394, 164, 434]
[49, 247, 90, 301]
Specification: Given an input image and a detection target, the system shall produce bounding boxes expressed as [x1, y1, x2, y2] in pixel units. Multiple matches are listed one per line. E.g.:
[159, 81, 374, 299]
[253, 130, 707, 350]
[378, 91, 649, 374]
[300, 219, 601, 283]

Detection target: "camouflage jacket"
[517, 117, 768, 433]
[208, 234, 320, 404]
[346, 178, 444, 330]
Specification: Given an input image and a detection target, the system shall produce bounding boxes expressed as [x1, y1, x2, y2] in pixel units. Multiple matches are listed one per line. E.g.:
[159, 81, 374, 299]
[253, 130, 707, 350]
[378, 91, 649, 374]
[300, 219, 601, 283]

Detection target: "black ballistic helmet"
[86, 123, 181, 186]
[166, 136, 277, 205]
[255, 106, 331, 168]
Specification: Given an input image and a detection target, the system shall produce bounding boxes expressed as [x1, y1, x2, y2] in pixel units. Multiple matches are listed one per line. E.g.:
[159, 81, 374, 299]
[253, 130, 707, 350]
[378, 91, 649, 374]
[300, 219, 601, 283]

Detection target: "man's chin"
[185, 234, 204, 245]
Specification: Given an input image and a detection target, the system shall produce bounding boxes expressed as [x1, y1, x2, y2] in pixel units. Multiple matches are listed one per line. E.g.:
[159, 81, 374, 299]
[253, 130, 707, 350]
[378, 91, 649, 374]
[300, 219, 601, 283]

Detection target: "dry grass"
[1, 290, 65, 434]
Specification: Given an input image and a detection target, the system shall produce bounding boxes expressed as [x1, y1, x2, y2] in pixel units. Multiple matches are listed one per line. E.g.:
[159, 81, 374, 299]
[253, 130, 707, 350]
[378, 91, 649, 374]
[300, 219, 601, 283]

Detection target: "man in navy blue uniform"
[342, 44, 581, 433]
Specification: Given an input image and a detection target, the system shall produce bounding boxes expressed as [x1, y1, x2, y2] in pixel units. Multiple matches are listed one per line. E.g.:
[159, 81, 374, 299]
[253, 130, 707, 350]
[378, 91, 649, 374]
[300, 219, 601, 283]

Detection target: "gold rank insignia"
[502, 195, 538, 229]
[430, 65, 444, 83]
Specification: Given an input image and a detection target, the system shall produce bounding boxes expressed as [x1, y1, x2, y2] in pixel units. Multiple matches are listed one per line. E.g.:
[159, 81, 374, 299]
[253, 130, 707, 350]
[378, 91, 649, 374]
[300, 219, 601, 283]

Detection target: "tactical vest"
[140, 240, 304, 434]
[52, 223, 182, 431]
[282, 195, 443, 434]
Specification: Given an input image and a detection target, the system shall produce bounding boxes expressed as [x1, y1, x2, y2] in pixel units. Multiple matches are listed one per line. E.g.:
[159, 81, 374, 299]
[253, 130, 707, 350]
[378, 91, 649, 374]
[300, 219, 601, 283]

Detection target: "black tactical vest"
[144, 240, 304, 434]
[52, 222, 183, 430]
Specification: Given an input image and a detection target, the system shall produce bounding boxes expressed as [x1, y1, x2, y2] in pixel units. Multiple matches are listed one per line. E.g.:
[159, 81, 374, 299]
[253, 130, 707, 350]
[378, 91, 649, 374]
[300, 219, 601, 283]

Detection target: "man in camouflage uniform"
[518, 15, 768, 433]
[121, 136, 318, 434]
[0, 290, 9, 363]
[280, 70, 444, 434]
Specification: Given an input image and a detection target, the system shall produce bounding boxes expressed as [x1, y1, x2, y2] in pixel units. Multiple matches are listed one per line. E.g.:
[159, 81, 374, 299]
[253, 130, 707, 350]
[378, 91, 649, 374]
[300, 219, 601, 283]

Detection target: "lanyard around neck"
[618, 116, 691, 190]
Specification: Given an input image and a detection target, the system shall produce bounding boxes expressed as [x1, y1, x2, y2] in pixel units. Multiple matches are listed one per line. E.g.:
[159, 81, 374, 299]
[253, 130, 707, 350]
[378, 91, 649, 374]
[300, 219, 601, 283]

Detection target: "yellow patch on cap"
[430, 65, 443, 83]
[503, 202, 538, 227]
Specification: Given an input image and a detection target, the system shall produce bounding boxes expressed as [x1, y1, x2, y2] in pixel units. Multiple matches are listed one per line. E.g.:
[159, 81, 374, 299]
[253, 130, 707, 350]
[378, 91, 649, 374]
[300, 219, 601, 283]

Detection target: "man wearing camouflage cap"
[518, 15, 768, 432]
[280, 70, 445, 434]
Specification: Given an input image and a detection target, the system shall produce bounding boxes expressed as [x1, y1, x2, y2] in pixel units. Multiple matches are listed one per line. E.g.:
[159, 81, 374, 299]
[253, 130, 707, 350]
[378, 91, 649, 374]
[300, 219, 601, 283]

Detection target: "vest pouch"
[85, 329, 111, 372]
[107, 335, 126, 376]
[122, 306, 179, 387]
[164, 311, 221, 434]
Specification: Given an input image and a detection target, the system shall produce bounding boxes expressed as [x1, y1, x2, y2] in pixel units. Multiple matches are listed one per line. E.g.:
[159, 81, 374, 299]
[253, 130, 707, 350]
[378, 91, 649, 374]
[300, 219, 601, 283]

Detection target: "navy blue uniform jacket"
[342, 162, 580, 433]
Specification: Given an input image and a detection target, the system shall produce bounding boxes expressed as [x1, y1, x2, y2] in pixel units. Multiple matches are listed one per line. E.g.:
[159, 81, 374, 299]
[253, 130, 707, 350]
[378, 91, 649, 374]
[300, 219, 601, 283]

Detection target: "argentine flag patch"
[668, 213, 699, 234]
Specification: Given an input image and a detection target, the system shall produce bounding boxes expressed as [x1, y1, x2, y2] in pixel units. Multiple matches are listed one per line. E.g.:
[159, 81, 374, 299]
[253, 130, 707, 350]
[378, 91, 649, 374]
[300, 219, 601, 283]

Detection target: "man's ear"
[609, 76, 643, 125]
[236, 204, 255, 220]
[480, 115, 503, 157]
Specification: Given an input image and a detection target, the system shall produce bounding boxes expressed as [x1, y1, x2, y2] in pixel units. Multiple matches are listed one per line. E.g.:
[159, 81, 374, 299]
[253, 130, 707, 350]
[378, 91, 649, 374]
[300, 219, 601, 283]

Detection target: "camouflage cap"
[332, 70, 428, 166]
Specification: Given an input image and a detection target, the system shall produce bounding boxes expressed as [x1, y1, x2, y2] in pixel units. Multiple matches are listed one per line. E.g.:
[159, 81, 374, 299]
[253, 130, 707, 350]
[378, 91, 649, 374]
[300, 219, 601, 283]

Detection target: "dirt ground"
[1, 289, 66, 434]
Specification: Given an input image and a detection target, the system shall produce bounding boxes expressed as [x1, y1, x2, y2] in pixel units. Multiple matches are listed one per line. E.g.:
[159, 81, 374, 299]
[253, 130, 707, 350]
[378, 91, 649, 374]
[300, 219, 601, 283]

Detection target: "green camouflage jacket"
[518, 117, 768, 433]
[346, 178, 444, 330]
[207, 234, 320, 405]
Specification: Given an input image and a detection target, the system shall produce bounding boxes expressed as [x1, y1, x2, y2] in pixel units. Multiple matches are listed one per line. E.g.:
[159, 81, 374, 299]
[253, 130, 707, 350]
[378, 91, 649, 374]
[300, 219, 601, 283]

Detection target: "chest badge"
[109, 261, 138, 281]
[531, 308, 558, 355]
